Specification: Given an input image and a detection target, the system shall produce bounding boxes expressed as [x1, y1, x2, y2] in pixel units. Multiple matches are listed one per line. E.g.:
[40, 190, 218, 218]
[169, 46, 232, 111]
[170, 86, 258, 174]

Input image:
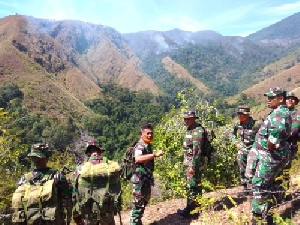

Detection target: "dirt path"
[115, 186, 300, 225]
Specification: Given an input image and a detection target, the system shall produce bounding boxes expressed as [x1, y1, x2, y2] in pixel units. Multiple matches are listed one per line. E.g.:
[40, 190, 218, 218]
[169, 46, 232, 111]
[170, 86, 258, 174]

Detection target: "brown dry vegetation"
[162, 56, 211, 94]
[0, 15, 160, 119]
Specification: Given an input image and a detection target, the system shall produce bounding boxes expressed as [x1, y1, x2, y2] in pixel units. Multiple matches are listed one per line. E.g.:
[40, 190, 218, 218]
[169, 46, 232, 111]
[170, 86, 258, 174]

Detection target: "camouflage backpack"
[76, 157, 122, 219]
[11, 169, 62, 224]
[200, 126, 216, 163]
[120, 142, 137, 181]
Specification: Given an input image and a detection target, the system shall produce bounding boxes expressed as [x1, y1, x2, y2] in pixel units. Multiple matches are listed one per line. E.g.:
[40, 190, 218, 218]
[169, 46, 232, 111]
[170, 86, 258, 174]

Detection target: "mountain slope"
[0, 15, 160, 117]
[162, 56, 211, 94]
[247, 12, 300, 41]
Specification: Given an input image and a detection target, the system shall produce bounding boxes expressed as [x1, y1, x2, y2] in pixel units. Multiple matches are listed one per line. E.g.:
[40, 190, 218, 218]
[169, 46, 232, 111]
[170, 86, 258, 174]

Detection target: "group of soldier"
[11, 87, 299, 225]
[230, 88, 299, 224]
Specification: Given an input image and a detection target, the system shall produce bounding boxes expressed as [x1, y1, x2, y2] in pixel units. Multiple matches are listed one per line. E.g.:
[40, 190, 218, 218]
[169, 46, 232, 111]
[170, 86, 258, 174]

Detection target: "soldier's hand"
[268, 141, 279, 150]
[236, 143, 242, 149]
[187, 168, 195, 175]
[154, 150, 164, 157]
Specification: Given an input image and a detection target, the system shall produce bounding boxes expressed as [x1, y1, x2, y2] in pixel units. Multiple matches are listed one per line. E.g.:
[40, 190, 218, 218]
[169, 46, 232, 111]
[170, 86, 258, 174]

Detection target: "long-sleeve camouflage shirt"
[183, 123, 204, 171]
[287, 107, 300, 156]
[133, 138, 154, 184]
[253, 105, 292, 157]
[230, 117, 260, 150]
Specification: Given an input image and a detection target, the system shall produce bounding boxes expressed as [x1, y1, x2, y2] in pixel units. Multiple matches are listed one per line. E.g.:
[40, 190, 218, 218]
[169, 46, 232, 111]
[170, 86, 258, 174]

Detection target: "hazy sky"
[0, 0, 299, 36]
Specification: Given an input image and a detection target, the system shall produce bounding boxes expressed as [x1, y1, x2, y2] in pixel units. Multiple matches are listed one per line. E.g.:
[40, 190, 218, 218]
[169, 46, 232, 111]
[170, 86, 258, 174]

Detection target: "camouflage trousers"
[130, 174, 151, 225]
[246, 149, 289, 216]
[186, 168, 202, 210]
[237, 147, 251, 185]
[245, 148, 259, 183]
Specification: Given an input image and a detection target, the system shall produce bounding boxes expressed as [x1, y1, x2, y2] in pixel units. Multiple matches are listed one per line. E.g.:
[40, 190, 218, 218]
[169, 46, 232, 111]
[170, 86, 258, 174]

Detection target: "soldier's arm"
[229, 121, 239, 143]
[134, 144, 163, 163]
[268, 112, 291, 149]
[190, 128, 204, 171]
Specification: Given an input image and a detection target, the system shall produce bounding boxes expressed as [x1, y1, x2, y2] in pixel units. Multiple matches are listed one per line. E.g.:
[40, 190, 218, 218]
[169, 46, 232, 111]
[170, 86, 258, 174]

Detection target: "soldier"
[12, 143, 72, 225]
[245, 87, 292, 225]
[177, 110, 204, 218]
[72, 139, 120, 225]
[230, 105, 260, 196]
[130, 124, 164, 225]
[275, 92, 300, 197]
[286, 92, 300, 160]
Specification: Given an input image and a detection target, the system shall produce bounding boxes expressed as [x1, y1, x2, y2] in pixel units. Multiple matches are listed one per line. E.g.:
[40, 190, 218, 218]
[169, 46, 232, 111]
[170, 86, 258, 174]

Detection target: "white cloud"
[262, 2, 300, 14]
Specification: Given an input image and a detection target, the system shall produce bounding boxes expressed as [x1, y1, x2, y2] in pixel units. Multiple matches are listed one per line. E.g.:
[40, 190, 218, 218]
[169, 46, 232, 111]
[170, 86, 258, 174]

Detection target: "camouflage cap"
[286, 92, 299, 104]
[183, 110, 199, 119]
[237, 105, 250, 114]
[264, 87, 286, 97]
[27, 143, 51, 158]
[85, 139, 104, 154]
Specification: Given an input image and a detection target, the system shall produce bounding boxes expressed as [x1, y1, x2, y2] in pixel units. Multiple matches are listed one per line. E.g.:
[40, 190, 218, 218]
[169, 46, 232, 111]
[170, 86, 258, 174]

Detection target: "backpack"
[11, 169, 62, 224]
[76, 157, 122, 220]
[120, 142, 137, 181]
[200, 126, 216, 163]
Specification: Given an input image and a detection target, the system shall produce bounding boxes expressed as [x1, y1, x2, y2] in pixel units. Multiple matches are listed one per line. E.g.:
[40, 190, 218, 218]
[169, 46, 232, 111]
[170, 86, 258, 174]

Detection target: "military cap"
[183, 110, 199, 119]
[28, 143, 51, 158]
[85, 139, 104, 154]
[264, 87, 286, 97]
[237, 105, 250, 114]
[286, 92, 299, 104]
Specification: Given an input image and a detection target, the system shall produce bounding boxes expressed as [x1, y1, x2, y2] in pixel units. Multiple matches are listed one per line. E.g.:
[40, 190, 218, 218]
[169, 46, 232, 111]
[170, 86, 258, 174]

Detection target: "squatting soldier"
[72, 139, 121, 225]
[230, 105, 260, 196]
[177, 110, 204, 218]
[12, 143, 72, 225]
[130, 124, 164, 225]
[245, 87, 292, 225]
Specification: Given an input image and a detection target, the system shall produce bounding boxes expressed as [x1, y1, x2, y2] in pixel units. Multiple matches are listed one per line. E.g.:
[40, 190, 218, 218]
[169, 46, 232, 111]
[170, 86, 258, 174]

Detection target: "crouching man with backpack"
[130, 124, 164, 225]
[72, 139, 122, 225]
[12, 143, 72, 225]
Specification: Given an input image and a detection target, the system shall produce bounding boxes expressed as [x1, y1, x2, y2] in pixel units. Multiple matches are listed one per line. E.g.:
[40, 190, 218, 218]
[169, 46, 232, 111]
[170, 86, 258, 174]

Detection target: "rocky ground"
[115, 186, 300, 225]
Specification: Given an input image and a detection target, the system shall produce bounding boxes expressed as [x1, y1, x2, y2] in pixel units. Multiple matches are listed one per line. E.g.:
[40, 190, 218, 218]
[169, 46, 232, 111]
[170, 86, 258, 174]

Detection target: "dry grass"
[162, 56, 211, 94]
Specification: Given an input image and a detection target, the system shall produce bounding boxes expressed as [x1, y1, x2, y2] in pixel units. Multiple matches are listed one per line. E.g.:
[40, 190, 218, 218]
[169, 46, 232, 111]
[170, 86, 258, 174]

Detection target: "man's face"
[237, 113, 249, 123]
[267, 95, 284, 109]
[184, 117, 196, 127]
[141, 128, 153, 143]
[286, 97, 297, 109]
[90, 147, 102, 157]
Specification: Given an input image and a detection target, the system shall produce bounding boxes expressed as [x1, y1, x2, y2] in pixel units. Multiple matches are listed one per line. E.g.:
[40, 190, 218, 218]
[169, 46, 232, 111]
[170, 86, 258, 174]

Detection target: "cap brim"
[264, 92, 276, 97]
[85, 145, 104, 154]
[28, 152, 47, 158]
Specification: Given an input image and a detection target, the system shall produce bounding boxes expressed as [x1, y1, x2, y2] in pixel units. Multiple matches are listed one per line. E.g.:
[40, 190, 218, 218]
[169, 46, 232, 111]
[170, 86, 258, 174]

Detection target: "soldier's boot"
[251, 213, 264, 225]
[177, 200, 199, 218]
[238, 184, 252, 197]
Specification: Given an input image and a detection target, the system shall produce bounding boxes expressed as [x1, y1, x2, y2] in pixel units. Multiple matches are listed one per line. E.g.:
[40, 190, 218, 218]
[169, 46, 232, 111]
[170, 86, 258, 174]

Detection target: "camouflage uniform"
[230, 106, 259, 189]
[72, 140, 116, 225]
[177, 111, 204, 217]
[275, 93, 300, 193]
[16, 144, 72, 225]
[245, 88, 292, 224]
[130, 138, 154, 225]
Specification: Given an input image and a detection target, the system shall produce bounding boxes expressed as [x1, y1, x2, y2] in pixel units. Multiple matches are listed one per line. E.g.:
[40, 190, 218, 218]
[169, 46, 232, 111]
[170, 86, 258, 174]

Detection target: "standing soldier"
[276, 92, 300, 197]
[72, 139, 121, 225]
[230, 105, 260, 196]
[12, 143, 72, 225]
[286, 92, 300, 161]
[177, 110, 204, 218]
[245, 87, 292, 225]
[130, 124, 164, 225]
